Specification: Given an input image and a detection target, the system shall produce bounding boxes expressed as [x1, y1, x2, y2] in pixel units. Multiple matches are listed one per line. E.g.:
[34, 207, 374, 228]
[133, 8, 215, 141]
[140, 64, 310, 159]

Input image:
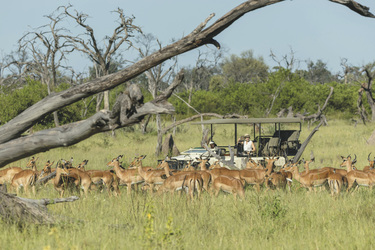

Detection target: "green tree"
[221, 50, 269, 84]
[297, 59, 337, 84]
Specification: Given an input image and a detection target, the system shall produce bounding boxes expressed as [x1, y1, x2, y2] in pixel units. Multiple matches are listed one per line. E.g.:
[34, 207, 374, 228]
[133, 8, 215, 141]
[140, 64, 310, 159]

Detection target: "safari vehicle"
[168, 118, 302, 169]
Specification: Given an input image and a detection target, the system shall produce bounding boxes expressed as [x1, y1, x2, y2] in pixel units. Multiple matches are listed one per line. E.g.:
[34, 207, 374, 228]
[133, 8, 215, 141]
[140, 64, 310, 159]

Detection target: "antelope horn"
[352, 154, 357, 164]
[368, 153, 372, 161]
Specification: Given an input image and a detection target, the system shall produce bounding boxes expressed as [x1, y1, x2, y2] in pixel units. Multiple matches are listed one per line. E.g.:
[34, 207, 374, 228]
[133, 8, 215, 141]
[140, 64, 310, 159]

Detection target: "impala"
[0, 166, 22, 185]
[211, 175, 245, 200]
[182, 160, 195, 171]
[363, 153, 375, 172]
[39, 160, 55, 179]
[162, 158, 211, 192]
[0, 157, 35, 185]
[340, 155, 375, 191]
[183, 172, 203, 199]
[285, 164, 329, 192]
[278, 164, 293, 191]
[237, 157, 278, 192]
[10, 157, 39, 196]
[267, 172, 287, 191]
[66, 161, 95, 197]
[77, 160, 120, 197]
[327, 170, 344, 196]
[157, 173, 191, 196]
[135, 156, 167, 192]
[107, 155, 145, 195]
[246, 158, 264, 169]
[53, 160, 72, 197]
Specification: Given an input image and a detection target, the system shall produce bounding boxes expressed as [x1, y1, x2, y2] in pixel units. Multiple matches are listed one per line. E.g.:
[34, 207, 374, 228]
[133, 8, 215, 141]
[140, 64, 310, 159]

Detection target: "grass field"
[1, 118, 375, 249]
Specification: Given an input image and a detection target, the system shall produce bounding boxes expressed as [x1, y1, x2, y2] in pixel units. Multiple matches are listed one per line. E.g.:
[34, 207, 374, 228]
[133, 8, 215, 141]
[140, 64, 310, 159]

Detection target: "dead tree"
[357, 87, 368, 124]
[358, 64, 375, 122]
[62, 5, 143, 111]
[0, 49, 32, 88]
[133, 33, 177, 155]
[18, 11, 72, 127]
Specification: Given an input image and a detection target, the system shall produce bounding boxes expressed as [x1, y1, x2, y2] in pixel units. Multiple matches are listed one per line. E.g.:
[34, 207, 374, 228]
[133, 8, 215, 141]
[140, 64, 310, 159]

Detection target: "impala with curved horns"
[107, 155, 145, 195]
[340, 155, 375, 192]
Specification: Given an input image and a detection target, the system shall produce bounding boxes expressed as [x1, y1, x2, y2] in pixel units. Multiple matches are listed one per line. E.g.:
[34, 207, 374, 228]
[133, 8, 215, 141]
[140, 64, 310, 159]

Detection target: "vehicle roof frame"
[192, 118, 302, 155]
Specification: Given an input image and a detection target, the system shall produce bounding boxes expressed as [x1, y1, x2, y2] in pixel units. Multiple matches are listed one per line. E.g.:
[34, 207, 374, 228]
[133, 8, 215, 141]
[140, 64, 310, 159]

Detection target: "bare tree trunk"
[172, 115, 176, 136]
[141, 114, 152, 134]
[357, 87, 368, 124]
[96, 93, 104, 112]
[104, 90, 110, 110]
[155, 114, 162, 156]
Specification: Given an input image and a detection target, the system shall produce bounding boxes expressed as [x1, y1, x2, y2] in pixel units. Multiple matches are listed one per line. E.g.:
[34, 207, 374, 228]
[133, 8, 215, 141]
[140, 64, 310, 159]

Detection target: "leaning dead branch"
[292, 121, 324, 163]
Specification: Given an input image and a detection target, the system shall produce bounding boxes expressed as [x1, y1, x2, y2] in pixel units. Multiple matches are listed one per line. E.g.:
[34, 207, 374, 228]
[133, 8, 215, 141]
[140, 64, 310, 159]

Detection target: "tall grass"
[1, 119, 375, 249]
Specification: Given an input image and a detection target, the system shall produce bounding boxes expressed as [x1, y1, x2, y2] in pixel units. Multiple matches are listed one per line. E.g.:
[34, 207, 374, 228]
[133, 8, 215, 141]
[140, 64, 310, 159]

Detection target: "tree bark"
[0, 191, 79, 225]
[291, 120, 324, 163]
[329, 0, 375, 17]
[0, 72, 184, 167]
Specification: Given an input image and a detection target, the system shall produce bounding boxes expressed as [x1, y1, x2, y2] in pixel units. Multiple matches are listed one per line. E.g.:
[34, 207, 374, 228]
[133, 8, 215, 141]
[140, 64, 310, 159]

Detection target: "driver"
[209, 141, 220, 154]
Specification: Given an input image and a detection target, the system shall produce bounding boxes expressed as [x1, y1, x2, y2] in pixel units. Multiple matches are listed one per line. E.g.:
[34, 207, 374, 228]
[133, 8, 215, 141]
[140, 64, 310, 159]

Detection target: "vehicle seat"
[268, 137, 280, 156]
[287, 131, 300, 150]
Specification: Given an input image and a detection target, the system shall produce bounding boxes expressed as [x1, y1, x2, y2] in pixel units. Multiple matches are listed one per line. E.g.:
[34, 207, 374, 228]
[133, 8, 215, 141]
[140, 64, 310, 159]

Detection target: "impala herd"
[1, 153, 375, 199]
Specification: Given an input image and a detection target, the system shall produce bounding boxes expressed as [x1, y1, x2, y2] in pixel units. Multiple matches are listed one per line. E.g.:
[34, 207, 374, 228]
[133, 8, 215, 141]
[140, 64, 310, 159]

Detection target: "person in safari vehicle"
[237, 134, 256, 156]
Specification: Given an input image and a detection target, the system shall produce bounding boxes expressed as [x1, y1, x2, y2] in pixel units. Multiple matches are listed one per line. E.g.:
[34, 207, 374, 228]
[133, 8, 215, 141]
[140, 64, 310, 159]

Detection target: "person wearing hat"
[238, 134, 256, 156]
[209, 141, 220, 154]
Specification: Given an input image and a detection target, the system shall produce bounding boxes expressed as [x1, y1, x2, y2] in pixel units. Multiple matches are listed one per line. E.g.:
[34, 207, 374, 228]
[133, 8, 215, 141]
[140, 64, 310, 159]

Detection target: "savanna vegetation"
[1, 1, 375, 249]
[0, 120, 374, 249]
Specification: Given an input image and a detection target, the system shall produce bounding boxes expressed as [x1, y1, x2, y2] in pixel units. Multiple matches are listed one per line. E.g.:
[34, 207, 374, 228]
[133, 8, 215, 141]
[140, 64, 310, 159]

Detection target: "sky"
[1, 0, 375, 75]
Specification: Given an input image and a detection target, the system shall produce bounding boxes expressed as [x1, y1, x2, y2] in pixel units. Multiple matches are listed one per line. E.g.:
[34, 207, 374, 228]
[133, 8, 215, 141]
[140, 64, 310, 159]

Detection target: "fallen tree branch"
[0, 191, 79, 225]
[0, 91, 177, 167]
